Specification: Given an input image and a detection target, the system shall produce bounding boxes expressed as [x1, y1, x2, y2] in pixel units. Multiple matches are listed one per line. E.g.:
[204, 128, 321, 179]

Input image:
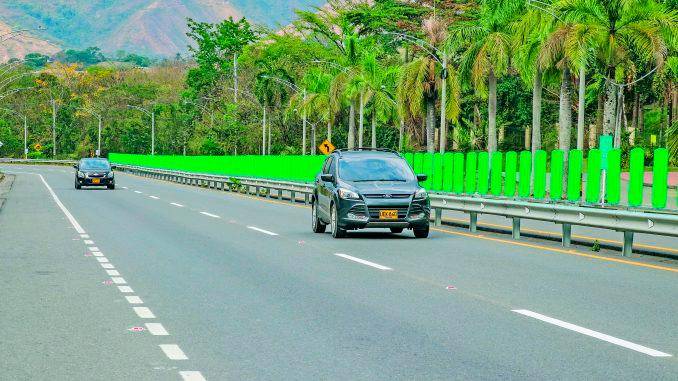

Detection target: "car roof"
[332, 150, 401, 160]
[80, 158, 109, 161]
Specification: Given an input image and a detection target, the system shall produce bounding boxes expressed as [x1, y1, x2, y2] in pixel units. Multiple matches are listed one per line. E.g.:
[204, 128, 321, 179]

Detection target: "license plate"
[92, 178, 100, 184]
[379, 210, 398, 220]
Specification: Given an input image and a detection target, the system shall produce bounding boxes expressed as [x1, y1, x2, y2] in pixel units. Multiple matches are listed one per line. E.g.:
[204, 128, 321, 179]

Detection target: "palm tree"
[299, 69, 335, 143]
[449, 0, 521, 155]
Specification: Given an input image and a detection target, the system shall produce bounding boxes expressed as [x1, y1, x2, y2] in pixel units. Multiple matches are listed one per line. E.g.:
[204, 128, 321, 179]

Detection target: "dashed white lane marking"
[106, 270, 121, 276]
[118, 286, 134, 293]
[122, 186, 128, 189]
[334, 253, 393, 271]
[200, 211, 220, 218]
[145, 323, 169, 336]
[133, 307, 156, 319]
[170, 202, 184, 207]
[180, 371, 206, 381]
[83, 239, 94, 245]
[134, 190, 142, 194]
[37, 174, 85, 234]
[125, 296, 143, 304]
[92, 251, 103, 257]
[80, 234, 89, 239]
[101, 263, 114, 269]
[149, 196, 159, 200]
[88, 246, 99, 251]
[96, 257, 109, 263]
[159, 344, 188, 360]
[512, 309, 672, 357]
[247, 226, 278, 236]
[111, 277, 127, 284]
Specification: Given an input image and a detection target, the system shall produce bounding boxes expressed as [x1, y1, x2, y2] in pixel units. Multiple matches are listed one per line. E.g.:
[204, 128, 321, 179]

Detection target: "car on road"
[74, 158, 115, 190]
[312, 148, 430, 238]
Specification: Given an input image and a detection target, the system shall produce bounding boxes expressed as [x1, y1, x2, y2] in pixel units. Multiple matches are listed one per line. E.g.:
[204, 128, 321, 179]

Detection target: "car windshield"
[339, 156, 415, 182]
[79, 159, 111, 171]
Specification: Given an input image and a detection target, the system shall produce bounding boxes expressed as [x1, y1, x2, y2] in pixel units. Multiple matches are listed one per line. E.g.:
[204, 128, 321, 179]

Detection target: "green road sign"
[599, 135, 613, 170]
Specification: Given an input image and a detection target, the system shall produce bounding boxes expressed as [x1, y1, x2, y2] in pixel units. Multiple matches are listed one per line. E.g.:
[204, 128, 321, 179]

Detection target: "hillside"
[0, 0, 325, 58]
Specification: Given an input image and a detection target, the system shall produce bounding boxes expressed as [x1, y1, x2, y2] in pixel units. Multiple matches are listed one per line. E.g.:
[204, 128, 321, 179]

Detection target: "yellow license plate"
[92, 178, 100, 184]
[379, 210, 398, 220]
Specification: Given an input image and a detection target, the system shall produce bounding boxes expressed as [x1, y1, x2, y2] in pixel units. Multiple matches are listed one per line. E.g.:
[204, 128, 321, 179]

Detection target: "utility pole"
[439, 51, 448, 154]
[23, 115, 27, 159]
[97, 115, 102, 157]
[151, 111, 155, 155]
[262, 103, 267, 155]
[51, 98, 56, 157]
[233, 53, 238, 104]
[302, 89, 307, 155]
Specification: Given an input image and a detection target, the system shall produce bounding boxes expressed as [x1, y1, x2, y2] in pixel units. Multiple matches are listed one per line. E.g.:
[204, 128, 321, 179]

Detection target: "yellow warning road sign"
[34, 143, 42, 151]
[318, 139, 335, 155]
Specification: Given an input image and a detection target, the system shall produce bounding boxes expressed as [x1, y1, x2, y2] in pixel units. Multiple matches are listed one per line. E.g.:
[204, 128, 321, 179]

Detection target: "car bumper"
[336, 197, 430, 230]
[77, 178, 114, 186]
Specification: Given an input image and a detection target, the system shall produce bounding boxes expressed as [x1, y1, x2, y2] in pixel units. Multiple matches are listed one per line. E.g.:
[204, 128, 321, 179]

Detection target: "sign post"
[599, 135, 613, 204]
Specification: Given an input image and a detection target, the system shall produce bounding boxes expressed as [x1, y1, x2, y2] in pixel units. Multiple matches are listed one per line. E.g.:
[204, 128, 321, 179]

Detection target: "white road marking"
[37, 174, 85, 234]
[88, 246, 99, 252]
[247, 226, 278, 236]
[122, 186, 128, 189]
[83, 240, 94, 245]
[145, 323, 169, 336]
[334, 253, 393, 271]
[159, 344, 188, 360]
[125, 296, 143, 304]
[200, 211, 220, 218]
[180, 371, 206, 381]
[111, 277, 127, 284]
[511, 309, 672, 357]
[96, 257, 109, 263]
[101, 263, 115, 269]
[106, 270, 121, 276]
[134, 307, 156, 319]
[80, 234, 89, 239]
[134, 190, 142, 194]
[149, 196, 159, 200]
[92, 251, 103, 257]
[118, 286, 134, 293]
[170, 202, 184, 207]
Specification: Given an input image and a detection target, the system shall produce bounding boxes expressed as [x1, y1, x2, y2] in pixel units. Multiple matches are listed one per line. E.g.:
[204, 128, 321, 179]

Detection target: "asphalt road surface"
[1, 165, 677, 380]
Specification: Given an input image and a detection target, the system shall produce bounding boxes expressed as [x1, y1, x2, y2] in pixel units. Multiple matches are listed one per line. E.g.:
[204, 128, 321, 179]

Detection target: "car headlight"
[78, 171, 85, 177]
[338, 188, 360, 200]
[414, 188, 428, 200]
[107, 172, 114, 178]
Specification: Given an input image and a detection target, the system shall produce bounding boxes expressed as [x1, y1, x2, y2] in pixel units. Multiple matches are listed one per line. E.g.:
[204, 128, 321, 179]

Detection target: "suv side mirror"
[320, 174, 334, 182]
[110, 165, 117, 170]
[416, 174, 427, 182]
[73, 164, 78, 169]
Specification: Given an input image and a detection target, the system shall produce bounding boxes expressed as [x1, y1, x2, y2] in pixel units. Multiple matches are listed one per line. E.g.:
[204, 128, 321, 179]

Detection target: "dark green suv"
[312, 149, 430, 238]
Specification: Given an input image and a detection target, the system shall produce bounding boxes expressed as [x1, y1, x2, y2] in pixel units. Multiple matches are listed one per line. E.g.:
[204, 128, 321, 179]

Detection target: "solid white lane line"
[80, 234, 89, 239]
[84, 240, 94, 245]
[88, 246, 99, 252]
[149, 196, 159, 200]
[170, 202, 184, 207]
[145, 323, 169, 336]
[512, 309, 672, 357]
[37, 174, 85, 234]
[96, 257, 109, 263]
[118, 286, 134, 293]
[106, 270, 120, 276]
[125, 296, 143, 304]
[200, 211, 220, 218]
[134, 190, 142, 194]
[101, 263, 114, 269]
[111, 277, 127, 284]
[334, 253, 393, 271]
[133, 307, 156, 319]
[180, 371, 206, 381]
[247, 226, 278, 236]
[92, 251, 103, 257]
[160, 344, 188, 360]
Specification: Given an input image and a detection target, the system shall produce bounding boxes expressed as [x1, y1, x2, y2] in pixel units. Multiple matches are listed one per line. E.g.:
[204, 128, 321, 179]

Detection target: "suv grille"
[363, 193, 411, 199]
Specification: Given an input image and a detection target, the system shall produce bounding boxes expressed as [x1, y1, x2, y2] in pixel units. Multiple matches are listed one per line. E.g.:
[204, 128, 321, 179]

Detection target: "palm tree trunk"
[559, 67, 572, 193]
[358, 92, 364, 147]
[267, 120, 272, 154]
[371, 109, 377, 148]
[603, 75, 617, 136]
[426, 98, 435, 153]
[595, 91, 604, 146]
[311, 125, 316, 154]
[348, 99, 356, 149]
[262, 103, 267, 155]
[531, 68, 542, 152]
[398, 118, 404, 151]
[576, 67, 585, 150]
[327, 120, 332, 142]
[487, 69, 497, 155]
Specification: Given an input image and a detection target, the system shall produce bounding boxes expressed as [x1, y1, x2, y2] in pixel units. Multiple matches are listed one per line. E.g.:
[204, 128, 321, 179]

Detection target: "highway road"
[1, 164, 677, 380]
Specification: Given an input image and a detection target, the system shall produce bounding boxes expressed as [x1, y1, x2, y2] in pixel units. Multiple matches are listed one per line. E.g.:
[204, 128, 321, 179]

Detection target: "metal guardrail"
[0, 158, 77, 165]
[3, 159, 677, 258]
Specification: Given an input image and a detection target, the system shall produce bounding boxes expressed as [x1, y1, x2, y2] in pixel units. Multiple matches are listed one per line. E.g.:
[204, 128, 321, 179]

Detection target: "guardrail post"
[622, 231, 634, 257]
[304, 194, 309, 205]
[469, 212, 478, 233]
[290, 191, 296, 203]
[434, 208, 442, 227]
[562, 224, 571, 247]
[512, 218, 521, 240]
[266, 187, 271, 198]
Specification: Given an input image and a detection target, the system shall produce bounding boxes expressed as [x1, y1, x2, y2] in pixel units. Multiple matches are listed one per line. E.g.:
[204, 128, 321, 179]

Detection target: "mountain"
[0, 0, 325, 58]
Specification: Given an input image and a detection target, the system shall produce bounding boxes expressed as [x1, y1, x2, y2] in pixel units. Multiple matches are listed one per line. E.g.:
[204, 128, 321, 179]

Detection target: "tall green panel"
[490, 152, 503, 196]
[477, 152, 489, 195]
[422, 153, 434, 189]
[518, 151, 532, 198]
[652, 148, 669, 209]
[465, 152, 478, 194]
[567, 150, 583, 202]
[585, 149, 602, 204]
[628, 148, 645, 207]
[404, 153, 414, 169]
[606, 149, 621, 205]
[504, 152, 517, 197]
[433, 153, 444, 191]
[413, 153, 424, 175]
[550, 150, 564, 201]
[533, 150, 547, 199]
[442, 152, 454, 192]
[453, 152, 465, 194]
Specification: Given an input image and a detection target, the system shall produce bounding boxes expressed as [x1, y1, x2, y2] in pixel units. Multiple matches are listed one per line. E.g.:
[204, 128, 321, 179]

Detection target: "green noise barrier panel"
[442, 152, 454, 192]
[567, 150, 583, 202]
[627, 148, 645, 207]
[422, 153, 434, 189]
[652, 148, 668, 209]
[490, 152, 503, 196]
[533, 150, 547, 200]
[465, 152, 477, 194]
[585, 149, 602, 204]
[504, 151, 517, 198]
[606, 149, 621, 205]
[404, 153, 414, 169]
[453, 153, 465, 194]
[476, 152, 489, 195]
[550, 150, 564, 200]
[413, 153, 424, 176]
[433, 153, 444, 191]
[518, 151, 532, 198]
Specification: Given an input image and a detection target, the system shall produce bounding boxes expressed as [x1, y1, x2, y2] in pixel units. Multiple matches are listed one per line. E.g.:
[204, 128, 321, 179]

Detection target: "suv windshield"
[339, 156, 415, 182]
[79, 159, 111, 171]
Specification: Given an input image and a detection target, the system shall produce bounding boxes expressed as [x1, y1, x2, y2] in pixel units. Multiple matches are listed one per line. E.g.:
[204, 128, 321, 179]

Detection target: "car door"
[316, 157, 332, 219]
[322, 157, 338, 217]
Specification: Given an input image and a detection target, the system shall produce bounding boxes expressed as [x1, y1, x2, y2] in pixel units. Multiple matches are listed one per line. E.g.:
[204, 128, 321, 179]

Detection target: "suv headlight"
[77, 171, 85, 178]
[106, 172, 114, 178]
[414, 188, 428, 200]
[338, 188, 360, 200]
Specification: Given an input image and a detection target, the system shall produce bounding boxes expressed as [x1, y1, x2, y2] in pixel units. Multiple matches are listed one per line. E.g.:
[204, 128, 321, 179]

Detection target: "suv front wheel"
[311, 199, 326, 233]
[413, 224, 429, 238]
[330, 203, 346, 238]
